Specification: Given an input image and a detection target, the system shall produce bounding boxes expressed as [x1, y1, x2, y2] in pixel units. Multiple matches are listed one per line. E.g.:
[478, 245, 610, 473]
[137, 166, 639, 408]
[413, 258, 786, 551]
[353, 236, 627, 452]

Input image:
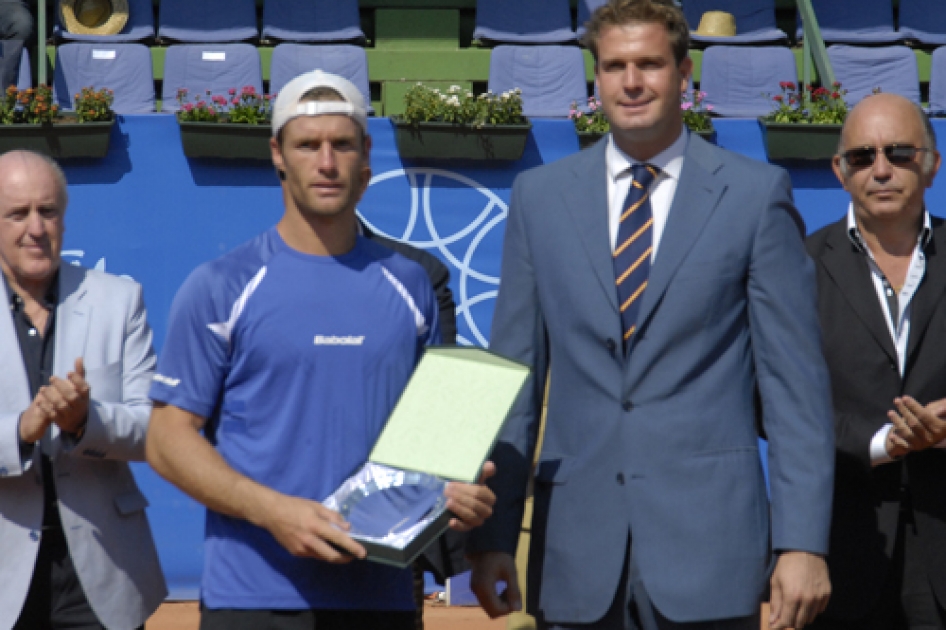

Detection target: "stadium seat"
[798, 0, 901, 45]
[699, 46, 797, 117]
[269, 44, 372, 113]
[827, 45, 920, 106]
[162, 44, 262, 112]
[899, 0, 946, 47]
[55, 0, 155, 42]
[474, 0, 575, 44]
[576, 0, 607, 39]
[262, 0, 364, 43]
[928, 47, 946, 114]
[53, 43, 155, 113]
[158, 0, 258, 43]
[488, 45, 587, 118]
[684, 0, 787, 45]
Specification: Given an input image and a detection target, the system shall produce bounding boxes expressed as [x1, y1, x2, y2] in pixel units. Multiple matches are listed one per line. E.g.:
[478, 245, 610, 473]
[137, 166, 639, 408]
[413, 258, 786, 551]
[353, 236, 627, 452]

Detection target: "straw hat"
[693, 11, 736, 37]
[59, 0, 129, 36]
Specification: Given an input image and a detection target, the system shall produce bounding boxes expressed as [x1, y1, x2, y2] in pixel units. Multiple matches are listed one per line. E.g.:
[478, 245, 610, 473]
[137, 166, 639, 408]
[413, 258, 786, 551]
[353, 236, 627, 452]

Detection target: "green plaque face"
[368, 346, 530, 483]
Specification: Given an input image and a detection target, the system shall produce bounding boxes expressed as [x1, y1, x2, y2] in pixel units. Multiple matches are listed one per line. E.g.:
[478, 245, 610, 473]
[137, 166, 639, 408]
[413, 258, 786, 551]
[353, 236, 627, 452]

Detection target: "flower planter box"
[178, 119, 272, 160]
[0, 120, 114, 158]
[391, 118, 532, 161]
[577, 131, 606, 150]
[759, 120, 842, 161]
[576, 124, 716, 151]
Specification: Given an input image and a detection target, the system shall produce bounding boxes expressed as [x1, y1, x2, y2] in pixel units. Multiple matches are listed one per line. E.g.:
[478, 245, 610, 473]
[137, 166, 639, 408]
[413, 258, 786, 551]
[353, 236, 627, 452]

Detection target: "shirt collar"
[3, 270, 60, 313]
[846, 204, 932, 254]
[606, 126, 688, 184]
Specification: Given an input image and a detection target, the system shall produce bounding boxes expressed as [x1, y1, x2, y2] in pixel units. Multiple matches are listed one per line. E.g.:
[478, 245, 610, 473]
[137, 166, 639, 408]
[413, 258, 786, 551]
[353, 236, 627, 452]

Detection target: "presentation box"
[323, 346, 530, 568]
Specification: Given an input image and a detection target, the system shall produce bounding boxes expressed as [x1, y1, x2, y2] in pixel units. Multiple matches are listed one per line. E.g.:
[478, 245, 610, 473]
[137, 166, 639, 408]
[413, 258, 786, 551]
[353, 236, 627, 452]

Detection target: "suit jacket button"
[606, 339, 616, 353]
[29, 530, 39, 542]
[622, 400, 633, 412]
[616, 473, 625, 485]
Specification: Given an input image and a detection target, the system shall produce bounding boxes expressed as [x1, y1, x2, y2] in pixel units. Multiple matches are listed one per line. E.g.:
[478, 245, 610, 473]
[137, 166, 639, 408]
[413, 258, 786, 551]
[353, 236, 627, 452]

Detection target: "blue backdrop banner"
[49, 115, 946, 598]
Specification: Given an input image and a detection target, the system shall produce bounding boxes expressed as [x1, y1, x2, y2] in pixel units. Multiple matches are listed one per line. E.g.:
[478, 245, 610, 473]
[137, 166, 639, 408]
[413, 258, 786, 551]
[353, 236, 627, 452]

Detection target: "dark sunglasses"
[841, 144, 931, 168]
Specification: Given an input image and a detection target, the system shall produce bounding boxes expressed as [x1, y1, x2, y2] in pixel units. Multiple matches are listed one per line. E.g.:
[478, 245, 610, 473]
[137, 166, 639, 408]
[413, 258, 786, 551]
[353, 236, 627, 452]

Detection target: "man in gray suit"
[0, 150, 166, 629]
[468, 1, 835, 629]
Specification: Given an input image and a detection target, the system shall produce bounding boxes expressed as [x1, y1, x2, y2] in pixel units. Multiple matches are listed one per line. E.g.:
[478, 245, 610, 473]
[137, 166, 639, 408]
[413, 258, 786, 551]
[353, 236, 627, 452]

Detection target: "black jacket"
[807, 216, 946, 619]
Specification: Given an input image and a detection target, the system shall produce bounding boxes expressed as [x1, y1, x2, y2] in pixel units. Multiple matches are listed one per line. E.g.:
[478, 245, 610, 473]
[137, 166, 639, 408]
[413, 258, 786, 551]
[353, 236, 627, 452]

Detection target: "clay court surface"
[146, 601, 507, 630]
[146, 602, 775, 629]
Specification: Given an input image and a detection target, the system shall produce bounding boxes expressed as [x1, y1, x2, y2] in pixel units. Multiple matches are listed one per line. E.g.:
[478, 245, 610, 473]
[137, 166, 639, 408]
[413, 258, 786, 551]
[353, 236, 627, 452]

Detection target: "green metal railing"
[795, 0, 835, 88]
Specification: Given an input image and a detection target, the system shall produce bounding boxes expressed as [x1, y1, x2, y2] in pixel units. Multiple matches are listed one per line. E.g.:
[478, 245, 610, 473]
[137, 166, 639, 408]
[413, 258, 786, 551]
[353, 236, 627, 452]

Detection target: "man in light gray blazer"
[0, 150, 166, 629]
[468, 1, 836, 629]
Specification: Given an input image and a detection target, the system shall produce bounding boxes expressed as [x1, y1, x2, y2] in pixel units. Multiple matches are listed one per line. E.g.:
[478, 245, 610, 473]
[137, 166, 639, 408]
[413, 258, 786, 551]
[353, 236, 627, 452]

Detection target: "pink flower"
[197, 100, 206, 108]
[243, 86, 255, 95]
[232, 98, 239, 106]
[680, 101, 693, 110]
[183, 103, 193, 112]
[228, 88, 237, 95]
[264, 94, 272, 101]
[706, 104, 714, 111]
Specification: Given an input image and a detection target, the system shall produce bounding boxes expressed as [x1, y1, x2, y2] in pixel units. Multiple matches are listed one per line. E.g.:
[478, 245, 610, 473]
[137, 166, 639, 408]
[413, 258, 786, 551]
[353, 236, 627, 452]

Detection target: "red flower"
[832, 81, 841, 88]
[779, 81, 795, 90]
[831, 91, 841, 99]
[774, 94, 784, 102]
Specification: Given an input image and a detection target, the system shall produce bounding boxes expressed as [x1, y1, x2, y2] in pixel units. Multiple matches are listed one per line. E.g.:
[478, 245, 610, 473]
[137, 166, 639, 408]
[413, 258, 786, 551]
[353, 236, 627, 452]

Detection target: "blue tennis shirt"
[150, 227, 440, 610]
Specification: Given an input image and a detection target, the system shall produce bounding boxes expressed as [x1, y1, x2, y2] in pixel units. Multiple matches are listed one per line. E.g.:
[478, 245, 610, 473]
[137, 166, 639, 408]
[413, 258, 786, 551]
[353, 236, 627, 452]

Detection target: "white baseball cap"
[271, 69, 368, 138]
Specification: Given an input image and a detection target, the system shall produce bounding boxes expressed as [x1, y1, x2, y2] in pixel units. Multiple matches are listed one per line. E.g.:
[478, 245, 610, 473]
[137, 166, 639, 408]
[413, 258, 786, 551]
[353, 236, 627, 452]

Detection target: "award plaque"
[323, 346, 530, 568]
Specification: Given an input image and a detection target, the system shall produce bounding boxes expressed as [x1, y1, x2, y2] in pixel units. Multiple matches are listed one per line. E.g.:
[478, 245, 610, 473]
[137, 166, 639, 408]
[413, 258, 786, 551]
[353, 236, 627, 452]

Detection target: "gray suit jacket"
[0, 263, 166, 630]
[468, 134, 835, 624]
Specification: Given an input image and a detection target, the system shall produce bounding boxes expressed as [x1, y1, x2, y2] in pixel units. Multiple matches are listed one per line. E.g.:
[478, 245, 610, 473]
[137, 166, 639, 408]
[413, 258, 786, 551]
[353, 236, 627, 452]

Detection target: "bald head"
[0, 151, 69, 208]
[839, 94, 937, 176]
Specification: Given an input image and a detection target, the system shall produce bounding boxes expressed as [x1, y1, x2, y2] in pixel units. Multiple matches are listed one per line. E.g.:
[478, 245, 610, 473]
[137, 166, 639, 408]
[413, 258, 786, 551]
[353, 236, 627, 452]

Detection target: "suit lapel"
[631, 136, 725, 340]
[54, 264, 91, 378]
[907, 219, 946, 361]
[562, 140, 619, 314]
[819, 224, 898, 363]
[0, 279, 31, 411]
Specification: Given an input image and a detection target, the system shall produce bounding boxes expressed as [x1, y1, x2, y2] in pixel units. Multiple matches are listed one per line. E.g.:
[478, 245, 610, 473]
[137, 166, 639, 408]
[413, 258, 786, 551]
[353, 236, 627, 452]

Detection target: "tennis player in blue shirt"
[146, 70, 496, 630]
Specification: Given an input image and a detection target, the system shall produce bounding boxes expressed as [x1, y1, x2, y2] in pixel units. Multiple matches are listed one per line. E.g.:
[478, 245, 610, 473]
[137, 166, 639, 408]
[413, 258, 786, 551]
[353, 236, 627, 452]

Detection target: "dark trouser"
[539, 540, 759, 630]
[809, 506, 946, 630]
[200, 607, 416, 630]
[0, 0, 32, 40]
[0, 37, 24, 90]
[412, 562, 425, 630]
[13, 522, 109, 630]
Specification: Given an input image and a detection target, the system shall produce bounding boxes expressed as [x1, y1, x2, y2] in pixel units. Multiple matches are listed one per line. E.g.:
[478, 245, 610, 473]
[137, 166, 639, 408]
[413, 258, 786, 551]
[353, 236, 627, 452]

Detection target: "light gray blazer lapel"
[562, 139, 619, 315]
[632, 136, 727, 342]
[47, 264, 90, 448]
[54, 264, 91, 379]
[0, 280, 30, 413]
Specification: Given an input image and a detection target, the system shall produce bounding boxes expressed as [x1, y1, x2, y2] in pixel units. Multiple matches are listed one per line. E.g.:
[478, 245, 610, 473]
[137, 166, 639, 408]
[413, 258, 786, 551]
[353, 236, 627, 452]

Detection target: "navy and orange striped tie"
[614, 163, 660, 351]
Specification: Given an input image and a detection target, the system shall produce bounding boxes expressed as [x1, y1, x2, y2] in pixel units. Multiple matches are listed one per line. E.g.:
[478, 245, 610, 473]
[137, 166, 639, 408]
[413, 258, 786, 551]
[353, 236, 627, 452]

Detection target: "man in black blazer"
[807, 93, 946, 629]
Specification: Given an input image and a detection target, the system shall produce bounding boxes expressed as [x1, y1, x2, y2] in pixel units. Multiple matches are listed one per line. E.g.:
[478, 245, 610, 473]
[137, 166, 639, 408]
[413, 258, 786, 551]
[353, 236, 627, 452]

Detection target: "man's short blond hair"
[581, 0, 691, 67]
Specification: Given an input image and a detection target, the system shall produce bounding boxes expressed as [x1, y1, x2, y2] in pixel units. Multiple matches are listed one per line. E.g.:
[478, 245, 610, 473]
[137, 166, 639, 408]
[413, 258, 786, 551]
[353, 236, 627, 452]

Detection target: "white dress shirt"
[606, 127, 687, 256]
[844, 206, 941, 465]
